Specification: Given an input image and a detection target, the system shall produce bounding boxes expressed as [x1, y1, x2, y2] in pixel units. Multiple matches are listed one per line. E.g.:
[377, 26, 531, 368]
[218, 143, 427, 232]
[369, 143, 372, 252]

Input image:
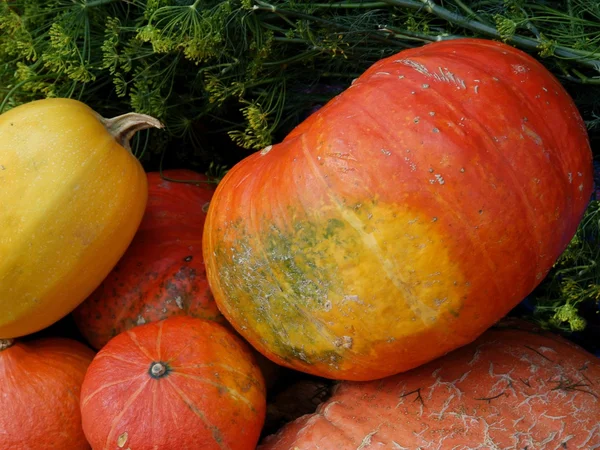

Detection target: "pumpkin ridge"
[386, 48, 578, 235]
[169, 371, 257, 412]
[295, 100, 474, 330]
[150, 375, 159, 445]
[299, 128, 439, 325]
[93, 352, 148, 367]
[413, 63, 551, 270]
[441, 50, 578, 176]
[126, 327, 158, 362]
[164, 375, 231, 450]
[241, 173, 339, 346]
[177, 362, 264, 384]
[155, 319, 164, 361]
[27, 350, 93, 365]
[421, 50, 577, 210]
[214, 221, 340, 367]
[435, 92, 548, 272]
[359, 64, 541, 295]
[164, 336, 198, 365]
[104, 377, 151, 450]
[17, 353, 85, 379]
[80, 373, 147, 408]
[321, 400, 361, 444]
[449, 50, 572, 175]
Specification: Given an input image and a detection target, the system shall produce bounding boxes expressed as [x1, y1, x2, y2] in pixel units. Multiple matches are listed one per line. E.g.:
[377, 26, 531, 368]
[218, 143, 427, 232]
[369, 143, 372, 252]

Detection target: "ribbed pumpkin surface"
[203, 38, 592, 380]
[80, 316, 267, 450]
[0, 338, 95, 449]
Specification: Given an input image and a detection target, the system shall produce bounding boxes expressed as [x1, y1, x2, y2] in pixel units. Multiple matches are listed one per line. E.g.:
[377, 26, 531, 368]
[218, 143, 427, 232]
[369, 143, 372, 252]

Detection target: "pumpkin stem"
[100, 113, 164, 152]
[149, 362, 168, 378]
[0, 339, 15, 351]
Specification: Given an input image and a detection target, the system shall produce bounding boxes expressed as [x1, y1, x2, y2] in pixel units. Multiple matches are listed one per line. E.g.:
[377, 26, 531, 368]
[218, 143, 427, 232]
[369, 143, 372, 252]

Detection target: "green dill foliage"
[2, 0, 599, 162]
[529, 201, 600, 334]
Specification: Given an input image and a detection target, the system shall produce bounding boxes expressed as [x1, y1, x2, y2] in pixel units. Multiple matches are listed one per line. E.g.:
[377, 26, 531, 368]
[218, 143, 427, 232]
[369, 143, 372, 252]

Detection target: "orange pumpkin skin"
[259, 320, 600, 449]
[203, 38, 593, 381]
[0, 338, 95, 450]
[73, 170, 223, 350]
[80, 316, 267, 450]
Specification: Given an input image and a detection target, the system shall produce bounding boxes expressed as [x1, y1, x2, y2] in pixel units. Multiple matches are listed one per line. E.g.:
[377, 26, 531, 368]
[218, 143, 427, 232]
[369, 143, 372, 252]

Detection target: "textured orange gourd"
[259, 320, 600, 449]
[0, 337, 95, 449]
[73, 170, 224, 349]
[203, 39, 593, 381]
[80, 316, 267, 450]
[0, 98, 161, 338]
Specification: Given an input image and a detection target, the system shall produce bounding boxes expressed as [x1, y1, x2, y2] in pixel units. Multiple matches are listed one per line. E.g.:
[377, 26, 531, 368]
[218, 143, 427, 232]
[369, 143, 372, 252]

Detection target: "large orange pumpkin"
[259, 319, 600, 449]
[0, 98, 161, 338]
[80, 316, 267, 450]
[73, 169, 223, 350]
[0, 337, 95, 449]
[203, 38, 593, 381]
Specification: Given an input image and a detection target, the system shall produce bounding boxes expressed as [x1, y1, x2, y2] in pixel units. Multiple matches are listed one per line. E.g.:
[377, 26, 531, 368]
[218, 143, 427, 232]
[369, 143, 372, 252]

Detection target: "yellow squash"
[0, 98, 161, 338]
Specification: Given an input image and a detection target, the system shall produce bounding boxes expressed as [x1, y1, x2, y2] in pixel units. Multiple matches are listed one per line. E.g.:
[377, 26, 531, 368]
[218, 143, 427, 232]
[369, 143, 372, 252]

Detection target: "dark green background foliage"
[1, 0, 599, 346]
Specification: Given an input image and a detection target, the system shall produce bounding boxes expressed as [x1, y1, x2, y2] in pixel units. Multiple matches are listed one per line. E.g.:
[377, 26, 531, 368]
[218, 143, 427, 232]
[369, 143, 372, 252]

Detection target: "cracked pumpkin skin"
[0, 338, 95, 449]
[73, 170, 224, 350]
[259, 320, 600, 449]
[203, 38, 592, 381]
[79, 316, 267, 450]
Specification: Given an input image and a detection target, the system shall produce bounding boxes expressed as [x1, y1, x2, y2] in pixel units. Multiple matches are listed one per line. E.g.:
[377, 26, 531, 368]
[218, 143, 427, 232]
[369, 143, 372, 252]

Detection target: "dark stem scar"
[474, 392, 506, 402]
[524, 345, 554, 362]
[399, 388, 424, 406]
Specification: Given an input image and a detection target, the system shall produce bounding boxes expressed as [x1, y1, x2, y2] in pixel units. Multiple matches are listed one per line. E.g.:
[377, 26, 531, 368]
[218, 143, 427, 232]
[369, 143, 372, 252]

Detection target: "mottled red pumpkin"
[259, 319, 600, 449]
[0, 337, 95, 449]
[203, 38, 593, 381]
[80, 316, 267, 450]
[73, 169, 223, 350]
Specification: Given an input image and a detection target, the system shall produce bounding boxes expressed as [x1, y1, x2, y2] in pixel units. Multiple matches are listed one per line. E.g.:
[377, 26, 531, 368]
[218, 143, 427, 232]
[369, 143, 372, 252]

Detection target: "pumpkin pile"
[259, 319, 600, 448]
[0, 38, 598, 449]
[72, 169, 225, 350]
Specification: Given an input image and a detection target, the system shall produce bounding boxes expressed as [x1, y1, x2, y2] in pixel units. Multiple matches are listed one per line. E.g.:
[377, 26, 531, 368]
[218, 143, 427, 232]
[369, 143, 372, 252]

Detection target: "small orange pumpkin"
[80, 316, 267, 450]
[0, 337, 95, 449]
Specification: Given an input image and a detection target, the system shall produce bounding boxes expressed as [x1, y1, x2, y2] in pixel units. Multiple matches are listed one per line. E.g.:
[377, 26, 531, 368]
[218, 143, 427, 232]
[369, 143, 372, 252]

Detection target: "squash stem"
[100, 113, 164, 153]
[149, 362, 169, 378]
[0, 339, 15, 351]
